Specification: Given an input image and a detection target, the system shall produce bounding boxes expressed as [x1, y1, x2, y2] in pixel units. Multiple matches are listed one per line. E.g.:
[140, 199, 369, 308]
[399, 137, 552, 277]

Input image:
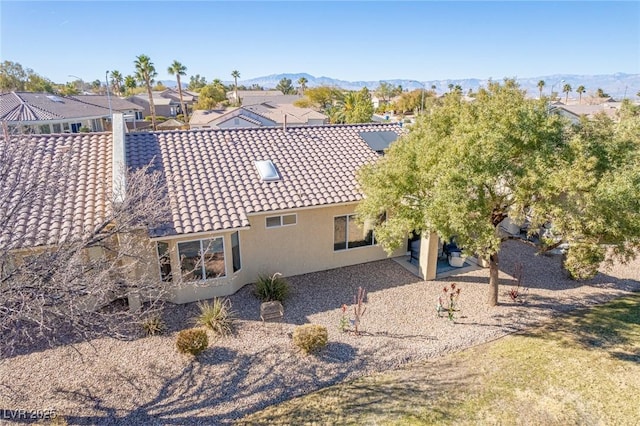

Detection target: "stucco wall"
[152, 203, 405, 304]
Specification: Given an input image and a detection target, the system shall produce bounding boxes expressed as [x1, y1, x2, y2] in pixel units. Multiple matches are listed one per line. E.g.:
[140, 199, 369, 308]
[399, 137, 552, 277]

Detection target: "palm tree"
[168, 60, 188, 121]
[109, 70, 124, 96]
[297, 77, 308, 95]
[537, 80, 545, 99]
[124, 75, 137, 96]
[576, 85, 586, 104]
[134, 54, 158, 130]
[562, 83, 572, 104]
[231, 70, 241, 105]
[447, 83, 454, 92]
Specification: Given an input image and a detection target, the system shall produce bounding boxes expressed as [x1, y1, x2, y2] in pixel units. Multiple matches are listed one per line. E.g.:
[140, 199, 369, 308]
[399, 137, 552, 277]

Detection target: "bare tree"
[0, 131, 171, 356]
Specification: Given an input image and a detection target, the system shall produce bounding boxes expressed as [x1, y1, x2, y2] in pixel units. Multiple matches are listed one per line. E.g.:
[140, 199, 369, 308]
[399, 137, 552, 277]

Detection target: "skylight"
[46, 95, 65, 103]
[255, 160, 281, 182]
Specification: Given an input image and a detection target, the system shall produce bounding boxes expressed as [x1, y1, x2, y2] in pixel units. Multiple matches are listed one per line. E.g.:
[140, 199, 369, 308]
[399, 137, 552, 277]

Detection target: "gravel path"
[1, 240, 639, 425]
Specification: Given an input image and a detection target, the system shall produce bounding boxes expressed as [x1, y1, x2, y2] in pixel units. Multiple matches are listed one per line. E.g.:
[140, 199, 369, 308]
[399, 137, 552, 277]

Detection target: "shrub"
[195, 298, 234, 336]
[564, 243, 605, 280]
[141, 314, 166, 336]
[437, 283, 462, 321]
[293, 324, 328, 354]
[254, 272, 289, 302]
[176, 328, 208, 356]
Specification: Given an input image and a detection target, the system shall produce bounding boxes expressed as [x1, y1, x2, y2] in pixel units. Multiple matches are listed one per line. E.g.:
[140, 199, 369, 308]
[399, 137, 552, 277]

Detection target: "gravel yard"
[1, 240, 639, 425]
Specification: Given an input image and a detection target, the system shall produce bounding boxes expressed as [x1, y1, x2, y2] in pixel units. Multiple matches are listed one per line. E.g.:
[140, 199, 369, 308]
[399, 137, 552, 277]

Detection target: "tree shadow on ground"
[236, 357, 477, 425]
[48, 340, 395, 425]
[443, 240, 640, 294]
[521, 292, 640, 364]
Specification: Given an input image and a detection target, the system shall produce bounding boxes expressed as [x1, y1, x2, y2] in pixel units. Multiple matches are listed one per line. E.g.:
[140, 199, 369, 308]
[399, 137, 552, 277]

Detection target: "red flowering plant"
[437, 283, 462, 321]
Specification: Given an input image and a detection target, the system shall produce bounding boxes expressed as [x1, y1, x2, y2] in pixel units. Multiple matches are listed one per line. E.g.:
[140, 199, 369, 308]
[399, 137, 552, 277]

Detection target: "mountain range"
[239, 72, 640, 100]
[162, 72, 639, 100]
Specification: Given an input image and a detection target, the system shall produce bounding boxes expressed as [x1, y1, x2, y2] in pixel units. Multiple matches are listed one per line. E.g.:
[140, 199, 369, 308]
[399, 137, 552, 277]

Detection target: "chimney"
[283, 113, 287, 131]
[112, 112, 127, 203]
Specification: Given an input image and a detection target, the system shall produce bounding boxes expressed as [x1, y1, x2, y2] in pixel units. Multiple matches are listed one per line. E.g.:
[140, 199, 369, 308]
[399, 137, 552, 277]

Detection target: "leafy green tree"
[231, 70, 241, 105]
[0, 61, 54, 93]
[110, 70, 124, 96]
[359, 81, 640, 305]
[58, 82, 79, 96]
[537, 80, 545, 99]
[0, 61, 27, 92]
[276, 78, 296, 95]
[576, 85, 586, 104]
[194, 83, 227, 109]
[393, 89, 435, 114]
[357, 80, 566, 306]
[562, 83, 572, 103]
[447, 83, 454, 92]
[596, 88, 610, 98]
[297, 77, 308, 94]
[168, 60, 188, 121]
[188, 74, 207, 91]
[294, 85, 342, 111]
[375, 82, 396, 103]
[25, 74, 55, 93]
[134, 54, 158, 130]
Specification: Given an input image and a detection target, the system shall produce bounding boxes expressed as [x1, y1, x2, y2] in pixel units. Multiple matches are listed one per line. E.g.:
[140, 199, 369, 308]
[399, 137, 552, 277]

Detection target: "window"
[178, 238, 225, 281]
[52, 123, 62, 133]
[266, 214, 297, 228]
[231, 232, 241, 272]
[156, 242, 172, 282]
[334, 215, 374, 251]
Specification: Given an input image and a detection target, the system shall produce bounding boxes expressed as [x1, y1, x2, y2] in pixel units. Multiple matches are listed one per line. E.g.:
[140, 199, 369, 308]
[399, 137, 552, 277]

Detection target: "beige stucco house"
[3, 114, 442, 307]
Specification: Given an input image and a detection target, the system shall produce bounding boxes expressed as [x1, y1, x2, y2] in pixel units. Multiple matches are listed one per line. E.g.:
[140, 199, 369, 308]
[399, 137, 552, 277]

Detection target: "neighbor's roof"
[71, 95, 143, 111]
[0, 132, 112, 248]
[126, 123, 403, 236]
[189, 108, 238, 126]
[244, 102, 327, 124]
[0, 92, 111, 122]
[240, 95, 301, 106]
[552, 104, 620, 120]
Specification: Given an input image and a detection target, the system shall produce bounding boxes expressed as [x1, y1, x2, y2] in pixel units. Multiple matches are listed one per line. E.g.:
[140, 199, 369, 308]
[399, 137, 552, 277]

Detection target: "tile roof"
[0, 132, 112, 249]
[0, 92, 112, 122]
[189, 109, 232, 126]
[244, 102, 327, 124]
[3, 122, 403, 247]
[126, 123, 403, 237]
[70, 95, 143, 111]
[239, 95, 301, 106]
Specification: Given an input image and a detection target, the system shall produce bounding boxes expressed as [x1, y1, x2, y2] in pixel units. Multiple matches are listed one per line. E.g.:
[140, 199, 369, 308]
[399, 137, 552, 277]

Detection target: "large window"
[156, 242, 172, 282]
[178, 238, 225, 281]
[334, 215, 374, 251]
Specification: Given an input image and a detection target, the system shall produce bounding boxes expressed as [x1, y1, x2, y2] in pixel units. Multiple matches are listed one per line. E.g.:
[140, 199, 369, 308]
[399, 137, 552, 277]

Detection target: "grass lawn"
[239, 293, 640, 425]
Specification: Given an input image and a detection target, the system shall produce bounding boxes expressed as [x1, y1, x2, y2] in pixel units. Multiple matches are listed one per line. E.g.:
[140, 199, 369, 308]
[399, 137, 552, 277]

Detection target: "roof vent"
[255, 160, 281, 182]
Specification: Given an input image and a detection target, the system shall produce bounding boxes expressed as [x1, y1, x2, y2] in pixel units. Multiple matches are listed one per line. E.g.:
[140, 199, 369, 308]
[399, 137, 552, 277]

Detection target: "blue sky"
[1, 1, 639, 84]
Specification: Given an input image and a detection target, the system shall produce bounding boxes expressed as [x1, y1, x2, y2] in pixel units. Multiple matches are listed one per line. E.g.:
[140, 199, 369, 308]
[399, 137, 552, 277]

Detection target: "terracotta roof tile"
[126, 123, 403, 237]
[1, 133, 112, 248]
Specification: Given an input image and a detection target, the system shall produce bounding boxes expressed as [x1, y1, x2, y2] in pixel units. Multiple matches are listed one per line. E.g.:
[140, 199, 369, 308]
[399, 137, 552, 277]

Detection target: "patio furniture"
[448, 252, 466, 268]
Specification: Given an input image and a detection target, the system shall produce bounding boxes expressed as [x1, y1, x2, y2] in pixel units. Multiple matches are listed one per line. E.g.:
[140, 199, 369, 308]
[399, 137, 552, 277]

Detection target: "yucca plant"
[195, 298, 235, 336]
[254, 272, 290, 302]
